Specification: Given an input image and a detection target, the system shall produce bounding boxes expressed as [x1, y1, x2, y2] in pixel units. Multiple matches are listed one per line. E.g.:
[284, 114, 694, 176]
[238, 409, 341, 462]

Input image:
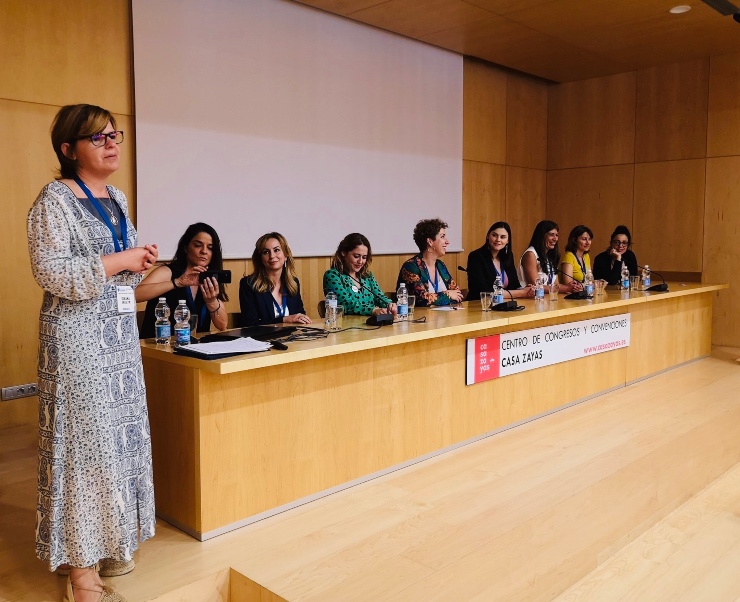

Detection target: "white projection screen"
[132, 0, 463, 259]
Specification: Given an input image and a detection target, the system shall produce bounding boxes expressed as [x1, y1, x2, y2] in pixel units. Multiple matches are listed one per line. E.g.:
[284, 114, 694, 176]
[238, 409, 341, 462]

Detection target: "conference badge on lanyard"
[116, 285, 136, 314]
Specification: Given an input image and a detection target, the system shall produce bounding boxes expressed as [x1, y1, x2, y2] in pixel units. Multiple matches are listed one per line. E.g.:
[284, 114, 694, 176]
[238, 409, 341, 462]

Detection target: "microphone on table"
[555, 268, 590, 300]
[636, 265, 669, 292]
[345, 275, 395, 326]
[492, 288, 521, 312]
[460, 265, 519, 310]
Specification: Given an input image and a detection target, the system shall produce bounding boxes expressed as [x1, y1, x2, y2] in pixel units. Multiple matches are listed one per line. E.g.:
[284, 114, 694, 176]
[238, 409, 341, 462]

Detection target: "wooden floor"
[1, 347, 739, 602]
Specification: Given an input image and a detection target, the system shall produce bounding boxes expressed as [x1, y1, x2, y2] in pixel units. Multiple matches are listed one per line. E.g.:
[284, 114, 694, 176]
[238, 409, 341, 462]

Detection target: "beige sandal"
[63, 566, 128, 602]
[99, 558, 135, 577]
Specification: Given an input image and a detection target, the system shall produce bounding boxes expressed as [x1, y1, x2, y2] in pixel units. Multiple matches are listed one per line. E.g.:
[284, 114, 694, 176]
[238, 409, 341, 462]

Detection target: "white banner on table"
[466, 313, 631, 385]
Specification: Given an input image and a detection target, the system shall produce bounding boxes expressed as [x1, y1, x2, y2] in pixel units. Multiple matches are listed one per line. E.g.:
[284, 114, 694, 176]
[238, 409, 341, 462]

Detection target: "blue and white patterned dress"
[27, 181, 155, 571]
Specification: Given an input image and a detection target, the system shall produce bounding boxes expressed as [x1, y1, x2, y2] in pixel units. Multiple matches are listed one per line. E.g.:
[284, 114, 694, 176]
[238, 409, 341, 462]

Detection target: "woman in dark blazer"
[239, 232, 312, 326]
[466, 221, 534, 300]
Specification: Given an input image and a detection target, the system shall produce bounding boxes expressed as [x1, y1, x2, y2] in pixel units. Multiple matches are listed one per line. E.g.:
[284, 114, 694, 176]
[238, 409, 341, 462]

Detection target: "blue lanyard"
[430, 262, 440, 292]
[74, 177, 127, 252]
[185, 285, 208, 326]
[575, 253, 587, 277]
[271, 293, 287, 317]
[492, 261, 508, 288]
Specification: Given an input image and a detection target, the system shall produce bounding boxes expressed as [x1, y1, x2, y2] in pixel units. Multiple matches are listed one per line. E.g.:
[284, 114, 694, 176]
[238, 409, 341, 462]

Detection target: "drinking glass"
[333, 305, 344, 331]
[630, 276, 640, 291]
[480, 292, 493, 311]
[407, 295, 416, 318]
[549, 281, 559, 302]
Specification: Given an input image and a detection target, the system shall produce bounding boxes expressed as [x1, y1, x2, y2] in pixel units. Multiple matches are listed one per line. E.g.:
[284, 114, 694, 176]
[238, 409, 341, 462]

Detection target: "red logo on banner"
[472, 334, 500, 383]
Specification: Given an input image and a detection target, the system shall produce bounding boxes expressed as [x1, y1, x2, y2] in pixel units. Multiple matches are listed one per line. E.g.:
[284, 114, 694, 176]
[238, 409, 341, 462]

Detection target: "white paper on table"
[182, 337, 272, 355]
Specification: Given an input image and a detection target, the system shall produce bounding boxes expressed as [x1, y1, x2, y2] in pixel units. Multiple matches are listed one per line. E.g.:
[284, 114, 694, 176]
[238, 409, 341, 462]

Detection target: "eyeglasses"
[75, 131, 124, 147]
[611, 240, 629, 247]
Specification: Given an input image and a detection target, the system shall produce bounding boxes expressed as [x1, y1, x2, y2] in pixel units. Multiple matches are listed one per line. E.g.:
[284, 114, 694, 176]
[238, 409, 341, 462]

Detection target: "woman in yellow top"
[560, 225, 593, 284]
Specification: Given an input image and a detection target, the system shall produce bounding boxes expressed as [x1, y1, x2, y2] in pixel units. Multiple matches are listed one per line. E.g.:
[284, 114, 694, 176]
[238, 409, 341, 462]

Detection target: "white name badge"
[116, 285, 136, 314]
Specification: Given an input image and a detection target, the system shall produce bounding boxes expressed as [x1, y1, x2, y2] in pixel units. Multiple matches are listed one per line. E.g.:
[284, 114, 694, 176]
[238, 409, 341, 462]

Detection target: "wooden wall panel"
[704, 157, 740, 347]
[505, 166, 546, 262]
[708, 52, 740, 158]
[0, 0, 134, 430]
[635, 59, 709, 163]
[506, 73, 548, 170]
[463, 58, 507, 164]
[633, 160, 705, 272]
[461, 160, 506, 279]
[0, 0, 132, 115]
[548, 71, 636, 169]
[546, 164, 634, 252]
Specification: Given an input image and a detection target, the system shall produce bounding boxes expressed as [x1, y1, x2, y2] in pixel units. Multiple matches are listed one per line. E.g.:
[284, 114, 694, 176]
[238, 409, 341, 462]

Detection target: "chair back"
[317, 300, 326, 318]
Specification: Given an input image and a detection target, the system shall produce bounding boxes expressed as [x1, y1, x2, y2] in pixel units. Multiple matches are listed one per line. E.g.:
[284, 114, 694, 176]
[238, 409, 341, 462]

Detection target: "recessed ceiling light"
[669, 5, 692, 13]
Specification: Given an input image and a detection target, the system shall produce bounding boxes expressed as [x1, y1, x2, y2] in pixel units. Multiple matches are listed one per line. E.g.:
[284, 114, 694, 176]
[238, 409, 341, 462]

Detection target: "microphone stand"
[492, 288, 521, 312]
[555, 268, 590, 300]
[346, 274, 395, 326]
[460, 265, 519, 311]
[637, 265, 669, 292]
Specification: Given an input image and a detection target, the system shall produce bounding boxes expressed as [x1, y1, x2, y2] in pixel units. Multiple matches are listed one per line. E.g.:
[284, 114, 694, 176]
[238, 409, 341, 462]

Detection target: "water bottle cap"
[159, 297, 166, 302]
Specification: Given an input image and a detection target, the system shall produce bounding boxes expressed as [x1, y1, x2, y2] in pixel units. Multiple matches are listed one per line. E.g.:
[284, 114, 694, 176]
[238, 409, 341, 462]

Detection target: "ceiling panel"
[295, 0, 740, 82]
[348, 0, 493, 39]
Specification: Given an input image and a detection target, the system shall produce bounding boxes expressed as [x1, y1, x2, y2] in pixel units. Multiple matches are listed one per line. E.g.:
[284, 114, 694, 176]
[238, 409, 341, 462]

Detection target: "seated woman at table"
[520, 220, 581, 293]
[323, 233, 398, 317]
[397, 218, 464, 307]
[466, 221, 534, 300]
[592, 225, 638, 285]
[239, 232, 312, 326]
[560, 225, 594, 284]
[137, 222, 228, 338]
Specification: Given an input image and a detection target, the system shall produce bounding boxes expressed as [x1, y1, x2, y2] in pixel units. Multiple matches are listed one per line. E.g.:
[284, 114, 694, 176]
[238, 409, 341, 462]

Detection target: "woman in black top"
[239, 232, 312, 326]
[466, 221, 534, 300]
[592, 225, 638, 285]
[137, 222, 229, 338]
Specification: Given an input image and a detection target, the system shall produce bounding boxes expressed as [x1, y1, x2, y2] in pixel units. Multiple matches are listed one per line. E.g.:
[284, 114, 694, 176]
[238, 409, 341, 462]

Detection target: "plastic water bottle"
[325, 290, 337, 330]
[620, 262, 630, 291]
[535, 263, 545, 301]
[642, 264, 651, 289]
[154, 297, 171, 345]
[397, 283, 409, 321]
[584, 269, 595, 298]
[173, 300, 191, 347]
[493, 276, 504, 305]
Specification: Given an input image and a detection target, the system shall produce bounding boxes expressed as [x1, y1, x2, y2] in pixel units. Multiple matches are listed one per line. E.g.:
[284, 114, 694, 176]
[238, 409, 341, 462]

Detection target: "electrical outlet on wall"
[1, 383, 38, 401]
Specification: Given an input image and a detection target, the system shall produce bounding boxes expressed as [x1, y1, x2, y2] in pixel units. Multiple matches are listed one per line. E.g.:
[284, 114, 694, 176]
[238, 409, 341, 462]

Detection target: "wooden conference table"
[141, 282, 725, 540]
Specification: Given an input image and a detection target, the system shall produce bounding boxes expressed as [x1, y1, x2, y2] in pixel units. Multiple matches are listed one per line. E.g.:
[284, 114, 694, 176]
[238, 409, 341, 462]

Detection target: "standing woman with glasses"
[560, 225, 594, 284]
[27, 104, 158, 601]
[593, 225, 638, 285]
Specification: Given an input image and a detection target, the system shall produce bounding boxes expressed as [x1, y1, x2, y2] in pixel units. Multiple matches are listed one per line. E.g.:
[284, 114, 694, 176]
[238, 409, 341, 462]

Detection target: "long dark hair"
[482, 221, 514, 274]
[565, 225, 594, 255]
[170, 222, 228, 301]
[527, 220, 560, 274]
[331, 233, 373, 279]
